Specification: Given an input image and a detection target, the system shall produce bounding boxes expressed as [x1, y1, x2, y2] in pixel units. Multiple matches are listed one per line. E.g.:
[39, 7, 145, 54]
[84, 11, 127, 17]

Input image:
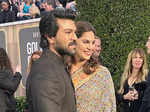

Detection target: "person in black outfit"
[0, 0, 16, 24]
[0, 48, 22, 112]
[40, 0, 54, 17]
[117, 48, 148, 112]
[139, 36, 150, 112]
[9, 0, 19, 19]
[26, 8, 77, 112]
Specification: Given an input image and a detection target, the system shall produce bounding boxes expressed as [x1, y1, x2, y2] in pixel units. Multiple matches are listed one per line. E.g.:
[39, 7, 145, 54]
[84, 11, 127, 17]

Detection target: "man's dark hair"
[39, 8, 76, 49]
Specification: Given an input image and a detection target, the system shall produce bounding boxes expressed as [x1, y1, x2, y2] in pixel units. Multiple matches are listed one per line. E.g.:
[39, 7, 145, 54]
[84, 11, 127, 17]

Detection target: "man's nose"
[71, 33, 77, 40]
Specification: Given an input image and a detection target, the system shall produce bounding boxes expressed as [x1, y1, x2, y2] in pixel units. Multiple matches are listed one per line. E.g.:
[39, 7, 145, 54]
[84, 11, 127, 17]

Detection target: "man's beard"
[56, 47, 76, 57]
[55, 41, 76, 56]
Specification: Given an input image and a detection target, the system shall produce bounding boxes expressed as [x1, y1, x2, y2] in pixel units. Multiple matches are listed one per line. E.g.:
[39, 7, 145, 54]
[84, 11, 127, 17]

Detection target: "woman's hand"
[123, 91, 135, 101]
[133, 89, 138, 100]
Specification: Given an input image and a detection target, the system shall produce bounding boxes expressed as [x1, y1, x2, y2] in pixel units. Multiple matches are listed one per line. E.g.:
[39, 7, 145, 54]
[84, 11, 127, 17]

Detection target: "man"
[0, 0, 16, 23]
[138, 36, 150, 112]
[26, 9, 77, 112]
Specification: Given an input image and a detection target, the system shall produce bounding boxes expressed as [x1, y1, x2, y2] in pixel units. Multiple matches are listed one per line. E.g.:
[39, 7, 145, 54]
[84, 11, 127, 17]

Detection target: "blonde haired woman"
[29, 3, 40, 18]
[118, 48, 148, 112]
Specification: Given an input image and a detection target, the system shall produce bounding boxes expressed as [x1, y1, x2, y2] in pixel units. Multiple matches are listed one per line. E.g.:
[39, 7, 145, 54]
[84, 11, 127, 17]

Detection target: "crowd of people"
[1, 7, 150, 112]
[0, 0, 76, 24]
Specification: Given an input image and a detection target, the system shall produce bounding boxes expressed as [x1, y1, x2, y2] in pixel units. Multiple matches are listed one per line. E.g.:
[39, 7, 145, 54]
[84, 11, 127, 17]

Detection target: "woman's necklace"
[128, 76, 137, 87]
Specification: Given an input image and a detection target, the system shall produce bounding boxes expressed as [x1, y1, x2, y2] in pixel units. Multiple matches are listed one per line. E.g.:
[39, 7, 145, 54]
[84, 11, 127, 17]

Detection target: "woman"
[118, 48, 148, 112]
[17, 0, 33, 20]
[29, 3, 40, 19]
[67, 21, 116, 112]
[0, 48, 22, 112]
[93, 36, 102, 65]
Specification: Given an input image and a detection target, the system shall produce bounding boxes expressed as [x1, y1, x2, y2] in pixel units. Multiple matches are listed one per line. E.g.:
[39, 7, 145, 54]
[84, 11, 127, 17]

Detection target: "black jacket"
[0, 69, 22, 112]
[0, 9, 16, 24]
[26, 49, 76, 112]
[139, 72, 150, 112]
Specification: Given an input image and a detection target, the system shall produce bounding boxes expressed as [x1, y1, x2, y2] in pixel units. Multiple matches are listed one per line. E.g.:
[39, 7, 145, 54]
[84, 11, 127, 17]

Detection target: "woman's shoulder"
[0, 69, 13, 75]
[96, 65, 110, 74]
[93, 66, 114, 86]
[0, 69, 12, 80]
[94, 65, 112, 79]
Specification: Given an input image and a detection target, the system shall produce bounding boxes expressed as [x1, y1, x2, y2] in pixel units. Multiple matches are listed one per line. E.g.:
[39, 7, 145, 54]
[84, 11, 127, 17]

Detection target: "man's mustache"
[68, 40, 76, 46]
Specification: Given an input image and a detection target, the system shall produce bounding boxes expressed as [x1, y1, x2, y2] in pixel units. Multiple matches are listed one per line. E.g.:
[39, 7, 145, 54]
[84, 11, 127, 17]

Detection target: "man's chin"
[65, 48, 76, 56]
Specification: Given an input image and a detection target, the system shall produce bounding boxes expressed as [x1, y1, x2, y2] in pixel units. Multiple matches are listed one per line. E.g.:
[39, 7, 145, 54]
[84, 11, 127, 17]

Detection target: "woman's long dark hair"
[0, 48, 13, 71]
[63, 54, 99, 74]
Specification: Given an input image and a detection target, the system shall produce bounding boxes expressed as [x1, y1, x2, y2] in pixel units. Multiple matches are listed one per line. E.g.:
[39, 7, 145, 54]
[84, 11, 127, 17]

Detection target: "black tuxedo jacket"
[139, 71, 150, 112]
[26, 49, 76, 112]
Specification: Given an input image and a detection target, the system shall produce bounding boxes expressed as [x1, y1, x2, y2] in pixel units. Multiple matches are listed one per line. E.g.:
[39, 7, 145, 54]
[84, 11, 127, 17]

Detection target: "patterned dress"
[72, 65, 116, 112]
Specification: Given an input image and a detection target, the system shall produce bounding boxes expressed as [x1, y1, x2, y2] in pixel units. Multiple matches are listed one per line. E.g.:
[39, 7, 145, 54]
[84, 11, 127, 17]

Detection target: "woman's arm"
[99, 68, 116, 112]
[0, 71, 22, 93]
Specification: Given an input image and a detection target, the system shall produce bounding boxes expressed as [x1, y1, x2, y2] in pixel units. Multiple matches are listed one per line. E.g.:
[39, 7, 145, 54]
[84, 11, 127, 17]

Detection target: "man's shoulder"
[40, 50, 63, 67]
[30, 50, 66, 77]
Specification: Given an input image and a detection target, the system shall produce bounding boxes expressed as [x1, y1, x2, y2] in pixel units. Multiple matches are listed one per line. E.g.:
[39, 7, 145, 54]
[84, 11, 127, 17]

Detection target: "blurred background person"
[40, 0, 54, 16]
[0, 0, 16, 23]
[93, 36, 102, 64]
[66, 0, 76, 12]
[0, 48, 22, 112]
[40, 0, 63, 17]
[58, 0, 67, 8]
[29, 2, 40, 18]
[17, 0, 33, 20]
[66, 21, 116, 112]
[117, 48, 148, 112]
[93, 36, 101, 57]
[8, 0, 19, 19]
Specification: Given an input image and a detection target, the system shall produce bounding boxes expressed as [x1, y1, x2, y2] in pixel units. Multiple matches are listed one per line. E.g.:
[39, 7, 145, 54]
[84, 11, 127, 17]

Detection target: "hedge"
[16, 96, 28, 112]
[76, 0, 150, 111]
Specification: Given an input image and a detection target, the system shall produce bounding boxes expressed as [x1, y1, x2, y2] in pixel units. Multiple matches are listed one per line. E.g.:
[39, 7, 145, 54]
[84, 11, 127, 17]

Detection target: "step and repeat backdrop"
[0, 19, 41, 96]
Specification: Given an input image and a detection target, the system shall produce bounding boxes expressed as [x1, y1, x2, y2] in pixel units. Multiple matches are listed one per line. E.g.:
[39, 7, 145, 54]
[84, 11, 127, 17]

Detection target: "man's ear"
[45, 34, 56, 45]
[47, 37, 56, 45]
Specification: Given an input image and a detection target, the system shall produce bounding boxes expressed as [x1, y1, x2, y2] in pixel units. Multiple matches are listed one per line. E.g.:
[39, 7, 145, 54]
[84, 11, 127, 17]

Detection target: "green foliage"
[76, 0, 150, 111]
[15, 96, 28, 112]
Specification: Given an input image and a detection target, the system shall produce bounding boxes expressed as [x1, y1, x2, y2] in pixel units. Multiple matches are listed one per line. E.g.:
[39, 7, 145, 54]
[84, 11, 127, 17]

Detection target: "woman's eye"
[83, 40, 89, 43]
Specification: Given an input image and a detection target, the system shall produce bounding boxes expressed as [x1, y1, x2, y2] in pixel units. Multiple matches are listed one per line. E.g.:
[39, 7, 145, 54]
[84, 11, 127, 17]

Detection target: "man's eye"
[65, 32, 71, 34]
